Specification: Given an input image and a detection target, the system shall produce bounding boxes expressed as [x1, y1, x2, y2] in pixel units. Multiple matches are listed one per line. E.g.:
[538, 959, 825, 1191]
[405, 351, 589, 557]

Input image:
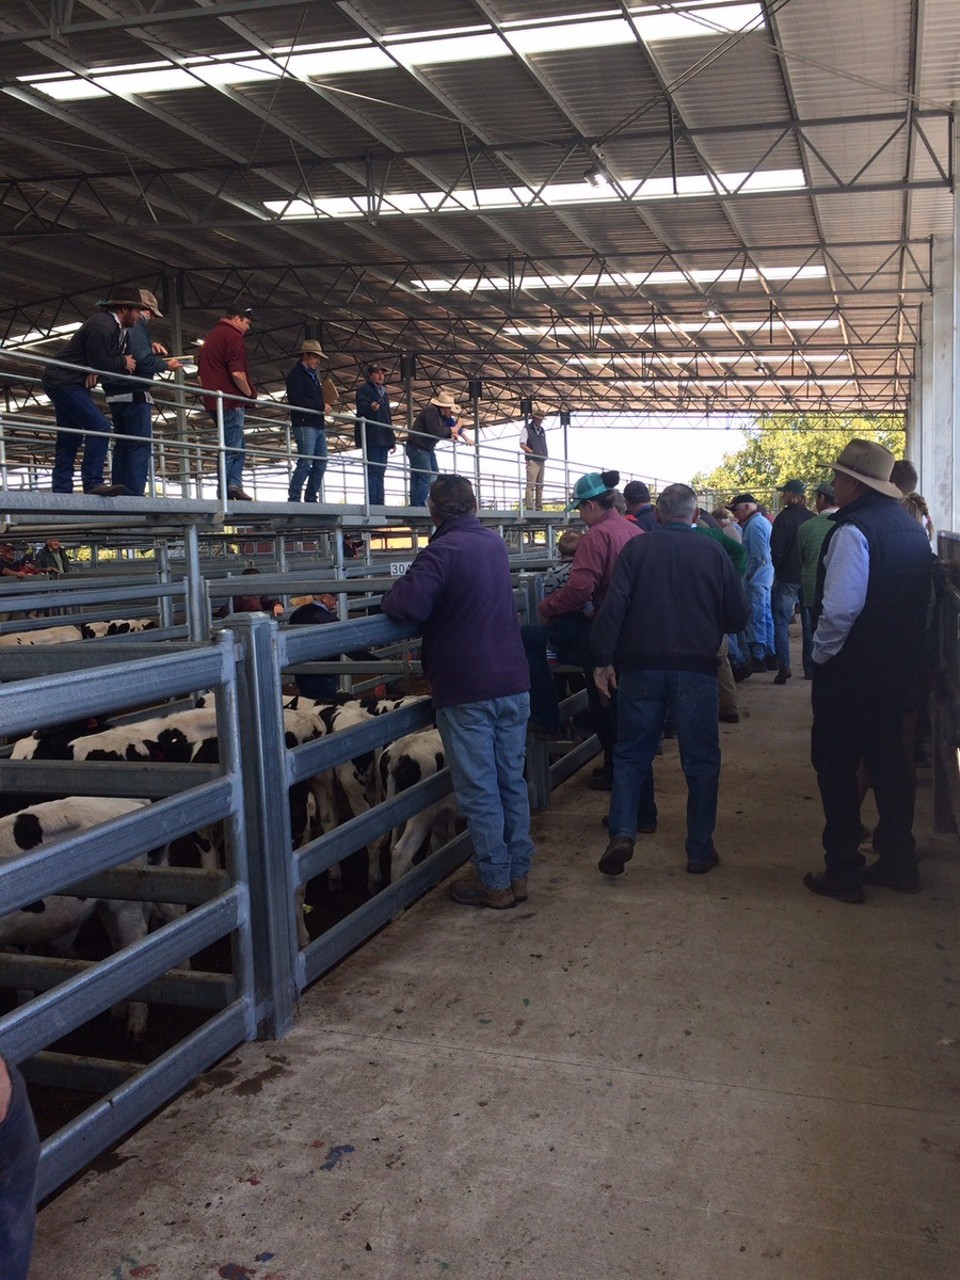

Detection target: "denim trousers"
[609, 668, 721, 863]
[811, 661, 917, 885]
[522, 615, 592, 733]
[745, 580, 774, 658]
[0, 1062, 40, 1280]
[45, 382, 112, 492]
[110, 400, 152, 495]
[289, 425, 327, 501]
[365, 446, 389, 504]
[436, 693, 535, 891]
[408, 447, 438, 506]
[208, 407, 246, 491]
[772, 579, 801, 669]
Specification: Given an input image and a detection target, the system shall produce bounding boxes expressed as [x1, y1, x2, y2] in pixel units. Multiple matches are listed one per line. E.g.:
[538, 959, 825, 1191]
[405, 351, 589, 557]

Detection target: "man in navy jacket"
[381, 475, 535, 908]
[354, 362, 396, 505]
[286, 339, 331, 502]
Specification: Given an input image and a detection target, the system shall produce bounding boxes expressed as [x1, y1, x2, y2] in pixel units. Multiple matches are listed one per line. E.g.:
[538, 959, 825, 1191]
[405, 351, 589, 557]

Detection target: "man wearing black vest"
[804, 439, 933, 903]
[520, 405, 548, 510]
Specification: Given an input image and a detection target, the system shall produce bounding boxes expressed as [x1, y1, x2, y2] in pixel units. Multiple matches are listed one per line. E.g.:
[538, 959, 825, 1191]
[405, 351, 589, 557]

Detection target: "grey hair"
[657, 482, 698, 523]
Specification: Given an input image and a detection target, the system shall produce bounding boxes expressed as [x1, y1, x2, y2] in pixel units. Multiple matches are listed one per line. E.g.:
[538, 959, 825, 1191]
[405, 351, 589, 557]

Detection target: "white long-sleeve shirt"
[811, 523, 870, 663]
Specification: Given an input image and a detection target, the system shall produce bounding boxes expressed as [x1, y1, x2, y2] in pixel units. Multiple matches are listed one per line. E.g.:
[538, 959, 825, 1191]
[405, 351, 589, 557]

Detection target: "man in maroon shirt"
[197, 299, 256, 501]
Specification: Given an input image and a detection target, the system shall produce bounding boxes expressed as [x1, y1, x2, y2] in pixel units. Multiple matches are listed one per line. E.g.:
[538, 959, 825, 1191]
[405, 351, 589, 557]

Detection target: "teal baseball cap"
[566, 472, 612, 511]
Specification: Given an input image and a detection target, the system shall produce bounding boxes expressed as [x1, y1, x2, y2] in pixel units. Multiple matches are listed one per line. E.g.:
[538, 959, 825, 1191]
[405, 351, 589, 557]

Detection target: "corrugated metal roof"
[0, 0, 955, 420]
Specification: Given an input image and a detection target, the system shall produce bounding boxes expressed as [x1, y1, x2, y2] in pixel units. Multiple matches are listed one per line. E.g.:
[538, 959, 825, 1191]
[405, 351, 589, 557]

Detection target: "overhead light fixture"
[583, 163, 609, 188]
[703, 307, 719, 319]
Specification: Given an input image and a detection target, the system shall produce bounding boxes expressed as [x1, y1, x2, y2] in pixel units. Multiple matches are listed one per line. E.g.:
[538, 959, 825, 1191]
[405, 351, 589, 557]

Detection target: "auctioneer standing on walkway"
[354, 362, 396, 505]
[197, 299, 256, 502]
[381, 475, 535, 909]
[101, 289, 182, 496]
[591, 484, 749, 878]
[804, 439, 933, 903]
[42, 290, 142, 496]
[286, 339, 332, 503]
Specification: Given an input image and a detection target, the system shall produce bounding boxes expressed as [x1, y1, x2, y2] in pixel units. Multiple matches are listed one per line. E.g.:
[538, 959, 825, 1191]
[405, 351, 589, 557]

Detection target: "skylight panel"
[630, 3, 765, 43]
[2, 321, 83, 349]
[389, 33, 506, 66]
[510, 18, 635, 54]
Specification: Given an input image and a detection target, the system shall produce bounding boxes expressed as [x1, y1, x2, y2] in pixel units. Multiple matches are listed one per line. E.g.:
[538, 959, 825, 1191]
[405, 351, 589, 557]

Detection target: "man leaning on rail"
[380, 474, 535, 909]
[42, 289, 146, 496]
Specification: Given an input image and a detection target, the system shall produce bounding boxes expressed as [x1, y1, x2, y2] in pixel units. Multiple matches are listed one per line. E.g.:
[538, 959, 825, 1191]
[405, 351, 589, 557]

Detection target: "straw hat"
[430, 388, 460, 410]
[300, 339, 326, 358]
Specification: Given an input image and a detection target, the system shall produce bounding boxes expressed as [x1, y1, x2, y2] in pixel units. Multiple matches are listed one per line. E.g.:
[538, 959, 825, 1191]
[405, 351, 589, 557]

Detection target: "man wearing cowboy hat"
[42, 289, 146, 496]
[520, 404, 548, 510]
[804, 438, 933, 903]
[406, 388, 460, 506]
[354, 361, 396, 505]
[286, 339, 335, 502]
[100, 288, 181, 496]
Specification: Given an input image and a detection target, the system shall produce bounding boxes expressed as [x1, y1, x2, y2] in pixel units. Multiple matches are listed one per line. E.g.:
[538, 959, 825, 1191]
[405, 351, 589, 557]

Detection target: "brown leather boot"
[511, 877, 528, 903]
[449, 869, 516, 909]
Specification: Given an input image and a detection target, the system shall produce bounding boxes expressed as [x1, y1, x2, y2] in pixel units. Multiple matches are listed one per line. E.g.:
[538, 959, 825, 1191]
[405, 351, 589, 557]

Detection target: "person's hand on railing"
[165, 358, 183, 372]
[151, 341, 170, 356]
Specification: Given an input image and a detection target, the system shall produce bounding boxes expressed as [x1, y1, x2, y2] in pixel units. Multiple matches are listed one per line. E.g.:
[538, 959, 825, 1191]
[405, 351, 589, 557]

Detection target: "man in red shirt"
[197, 299, 256, 501]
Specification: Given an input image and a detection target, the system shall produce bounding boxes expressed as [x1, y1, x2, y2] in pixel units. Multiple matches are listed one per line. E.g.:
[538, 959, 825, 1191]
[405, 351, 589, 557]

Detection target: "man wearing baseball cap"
[42, 289, 148, 495]
[769, 479, 815, 683]
[101, 289, 181, 496]
[804, 439, 933, 903]
[197, 299, 257, 502]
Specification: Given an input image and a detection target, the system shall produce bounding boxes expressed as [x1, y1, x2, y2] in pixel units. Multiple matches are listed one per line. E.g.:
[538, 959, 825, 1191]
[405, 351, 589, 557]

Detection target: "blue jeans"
[365, 446, 389, 505]
[772, 579, 801, 670]
[45, 382, 111, 492]
[208, 407, 246, 492]
[110, 399, 152, 495]
[0, 1062, 40, 1280]
[745, 579, 774, 659]
[408, 448, 438, 506]
[436, 693, 535, 891]
[289, 425, 327, 501]
[609, 668, 721, 864]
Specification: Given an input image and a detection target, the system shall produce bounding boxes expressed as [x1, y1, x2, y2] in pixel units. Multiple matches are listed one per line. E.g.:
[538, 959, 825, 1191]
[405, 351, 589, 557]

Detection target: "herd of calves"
[0, 626, 456, 1038]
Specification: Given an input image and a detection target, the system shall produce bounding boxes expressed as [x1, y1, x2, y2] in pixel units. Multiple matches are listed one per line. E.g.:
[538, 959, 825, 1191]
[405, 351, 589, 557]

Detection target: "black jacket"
[771, 503, 815, 582]
[354, 380, 396, 450]
[286, 361, 326, 432]
[43, 311, 132, 389]
[407, 403, 452, 455]
[591, 524, 749, 674]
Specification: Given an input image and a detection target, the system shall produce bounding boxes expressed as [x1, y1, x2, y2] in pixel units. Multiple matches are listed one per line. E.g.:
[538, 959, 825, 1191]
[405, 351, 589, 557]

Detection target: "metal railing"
[0, 346, 656, 515]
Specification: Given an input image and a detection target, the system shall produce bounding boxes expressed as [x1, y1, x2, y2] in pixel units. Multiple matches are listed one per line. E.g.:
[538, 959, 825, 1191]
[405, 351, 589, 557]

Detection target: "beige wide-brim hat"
[831, 438, 902, 499]
[300, 339, 326, 357]
[430, 388, 460, 410]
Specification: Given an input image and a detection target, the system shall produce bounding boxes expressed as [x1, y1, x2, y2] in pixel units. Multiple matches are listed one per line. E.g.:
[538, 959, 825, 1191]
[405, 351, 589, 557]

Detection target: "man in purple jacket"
[381, 475, 535, 909]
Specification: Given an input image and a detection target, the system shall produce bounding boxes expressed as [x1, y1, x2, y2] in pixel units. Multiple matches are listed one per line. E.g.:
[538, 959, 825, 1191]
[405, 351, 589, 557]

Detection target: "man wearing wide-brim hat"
[406, 387, 462, 507]
[100, 288, 182, 497]
[520, 403, 548, 511]
[804, 438, 934, 903]
[41, 289, 151, 496]
[285, 339, 335, 503]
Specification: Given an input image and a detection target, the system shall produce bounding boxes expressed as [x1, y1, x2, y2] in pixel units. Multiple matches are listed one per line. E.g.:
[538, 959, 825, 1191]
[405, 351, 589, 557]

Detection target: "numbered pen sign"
[389, 562, 409, 577]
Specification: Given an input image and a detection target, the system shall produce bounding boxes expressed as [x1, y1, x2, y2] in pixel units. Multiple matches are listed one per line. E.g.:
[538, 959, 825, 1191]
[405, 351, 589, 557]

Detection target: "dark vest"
[814, 491, 932, 690]
[522, 422, 547, 459]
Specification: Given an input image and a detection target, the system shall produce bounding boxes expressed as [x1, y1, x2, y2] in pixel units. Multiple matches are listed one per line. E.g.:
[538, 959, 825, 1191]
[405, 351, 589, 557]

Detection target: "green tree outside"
[692, 414, 905, 506]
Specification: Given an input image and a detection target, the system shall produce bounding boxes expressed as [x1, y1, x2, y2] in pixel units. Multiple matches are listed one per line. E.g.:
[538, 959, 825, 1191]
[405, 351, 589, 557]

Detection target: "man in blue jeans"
[354, 362, 396, 505]
[0, 1054, 40, 1280]
[591, 484, 749, 877]
[769, 479, 815, 683]
[41, 291, 144, 495]
[197, 299, 256, 502]
[381, 475, 535, 908]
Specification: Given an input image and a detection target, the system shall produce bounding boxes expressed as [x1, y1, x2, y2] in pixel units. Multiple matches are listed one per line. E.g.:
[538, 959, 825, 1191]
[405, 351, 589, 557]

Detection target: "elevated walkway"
[29, 652, 960, 1279]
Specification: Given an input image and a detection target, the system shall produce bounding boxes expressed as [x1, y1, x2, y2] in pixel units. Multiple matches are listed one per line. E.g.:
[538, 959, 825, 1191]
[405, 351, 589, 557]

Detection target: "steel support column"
[927, 235, 957, 533]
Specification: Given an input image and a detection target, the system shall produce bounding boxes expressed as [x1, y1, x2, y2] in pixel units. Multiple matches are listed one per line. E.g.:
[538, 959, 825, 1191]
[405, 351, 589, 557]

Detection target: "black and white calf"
[0, 618, 157, 647]
[377, 729, 458, 884]
[0, 796, 172, 1039]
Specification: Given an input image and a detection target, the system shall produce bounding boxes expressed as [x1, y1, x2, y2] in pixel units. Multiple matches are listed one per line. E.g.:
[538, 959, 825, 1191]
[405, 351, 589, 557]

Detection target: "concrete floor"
[30, 658, 960, 1279]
